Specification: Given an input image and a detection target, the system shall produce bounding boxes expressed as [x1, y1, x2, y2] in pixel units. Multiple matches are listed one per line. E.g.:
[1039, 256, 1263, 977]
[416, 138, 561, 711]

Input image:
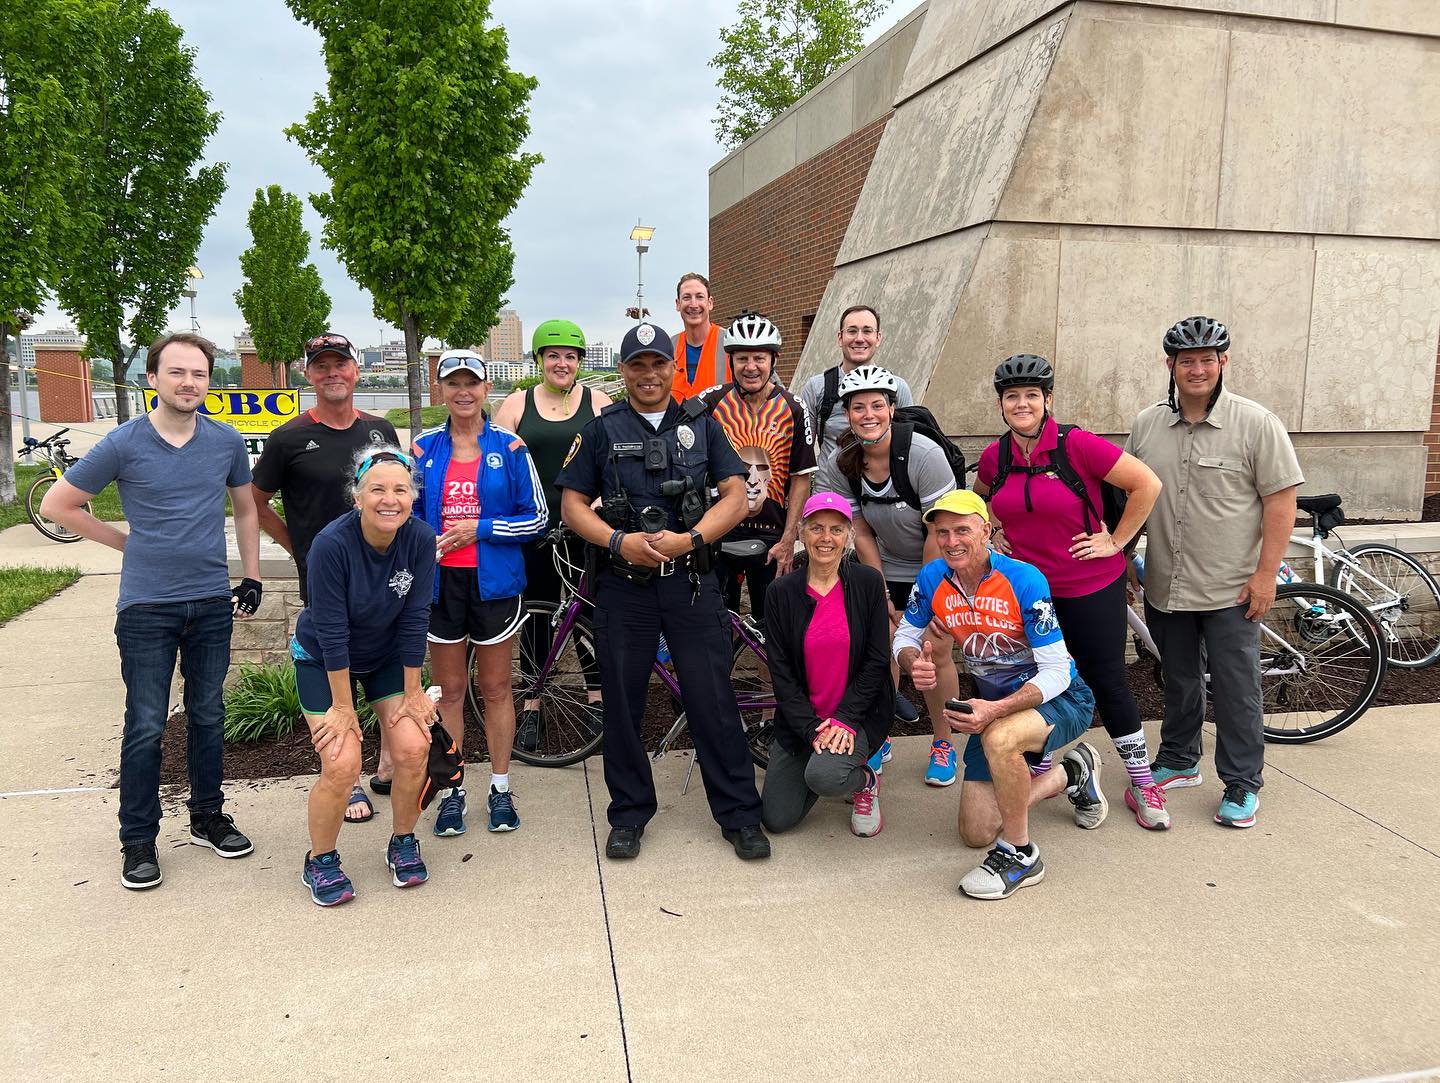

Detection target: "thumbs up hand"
[910, 639, 938, 691]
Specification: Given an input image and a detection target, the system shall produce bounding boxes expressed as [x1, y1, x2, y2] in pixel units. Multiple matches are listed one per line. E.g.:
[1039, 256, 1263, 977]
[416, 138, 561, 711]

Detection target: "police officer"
[556, 322, 771, 861]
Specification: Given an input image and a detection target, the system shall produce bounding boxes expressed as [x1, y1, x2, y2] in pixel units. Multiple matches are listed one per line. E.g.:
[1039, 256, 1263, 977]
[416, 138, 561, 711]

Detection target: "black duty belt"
[607, 554, 693, 583]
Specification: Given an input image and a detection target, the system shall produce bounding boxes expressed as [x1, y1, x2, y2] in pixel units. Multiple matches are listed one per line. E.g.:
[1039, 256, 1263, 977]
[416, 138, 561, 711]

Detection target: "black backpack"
[990, 425, 1137, 553]
[846, 407, 967, 511]
[816, 366, 844, 439]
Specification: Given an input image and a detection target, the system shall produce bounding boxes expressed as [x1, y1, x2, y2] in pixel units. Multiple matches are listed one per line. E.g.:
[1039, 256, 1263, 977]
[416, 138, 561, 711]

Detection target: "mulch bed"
[160, 659, 1440, 785]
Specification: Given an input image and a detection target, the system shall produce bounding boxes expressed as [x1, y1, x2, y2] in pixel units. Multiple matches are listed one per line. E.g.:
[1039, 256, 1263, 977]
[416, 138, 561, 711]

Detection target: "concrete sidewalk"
[2, 571, 1438, 1081]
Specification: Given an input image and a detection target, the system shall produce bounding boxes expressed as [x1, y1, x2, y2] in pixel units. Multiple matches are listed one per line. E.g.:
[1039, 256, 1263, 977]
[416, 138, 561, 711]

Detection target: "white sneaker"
[959, 842, 1044, 900]
[1125, 783, 1172, 830]
[850, 774, 882, 837]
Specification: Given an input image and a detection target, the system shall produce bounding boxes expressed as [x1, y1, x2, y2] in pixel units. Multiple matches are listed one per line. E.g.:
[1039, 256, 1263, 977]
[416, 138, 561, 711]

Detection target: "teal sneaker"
[866, 738, 893, 776]
[924, 740, 957, 787]
[1215, 783, 1259, 828]
[1151, 762, 1203, 790]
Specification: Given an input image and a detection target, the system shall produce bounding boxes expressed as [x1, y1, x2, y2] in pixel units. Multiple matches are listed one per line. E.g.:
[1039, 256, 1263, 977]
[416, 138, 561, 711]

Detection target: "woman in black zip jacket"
[761, 492, 895, 838]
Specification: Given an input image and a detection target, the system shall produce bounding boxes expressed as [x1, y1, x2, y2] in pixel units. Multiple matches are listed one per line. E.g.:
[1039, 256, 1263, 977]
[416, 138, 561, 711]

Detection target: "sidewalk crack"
[584, 759, 634, 1082]
[1267, 761, 1439, 861]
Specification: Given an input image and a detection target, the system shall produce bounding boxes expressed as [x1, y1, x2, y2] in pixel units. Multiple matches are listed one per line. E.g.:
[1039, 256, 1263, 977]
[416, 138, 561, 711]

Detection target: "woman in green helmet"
[494, 320, 613, 751]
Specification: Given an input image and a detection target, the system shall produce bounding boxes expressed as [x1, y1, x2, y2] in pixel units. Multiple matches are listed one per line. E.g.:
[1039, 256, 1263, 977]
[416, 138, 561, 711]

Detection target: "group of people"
[43, 268, 1302, 905]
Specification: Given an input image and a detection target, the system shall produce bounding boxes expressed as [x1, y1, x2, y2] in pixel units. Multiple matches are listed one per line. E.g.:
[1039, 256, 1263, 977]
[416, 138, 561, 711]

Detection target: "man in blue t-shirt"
[42, 332, 262, 893]
[893, 491, 1102, 901]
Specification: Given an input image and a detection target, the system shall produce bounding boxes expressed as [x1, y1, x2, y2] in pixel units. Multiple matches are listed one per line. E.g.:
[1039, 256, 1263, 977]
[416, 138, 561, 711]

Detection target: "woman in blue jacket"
[412, 349, 548, 837]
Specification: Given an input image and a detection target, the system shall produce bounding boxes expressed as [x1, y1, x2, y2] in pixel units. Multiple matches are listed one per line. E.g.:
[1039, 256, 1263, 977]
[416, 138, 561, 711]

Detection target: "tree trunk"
[111, 347, 132, 423]
[402, 311, 423, 438]
[0, 324, 16, 505]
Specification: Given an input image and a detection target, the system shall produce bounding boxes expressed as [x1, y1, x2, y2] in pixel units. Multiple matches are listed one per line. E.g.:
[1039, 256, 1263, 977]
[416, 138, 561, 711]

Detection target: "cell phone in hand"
[944, 698, 974, 715]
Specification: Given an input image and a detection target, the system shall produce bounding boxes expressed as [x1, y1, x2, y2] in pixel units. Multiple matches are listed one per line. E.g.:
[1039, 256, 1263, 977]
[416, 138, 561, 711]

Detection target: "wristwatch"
[689, 528, 705, 552]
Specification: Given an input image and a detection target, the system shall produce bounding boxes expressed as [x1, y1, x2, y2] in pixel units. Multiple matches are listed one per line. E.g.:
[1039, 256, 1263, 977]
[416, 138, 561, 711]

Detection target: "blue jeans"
[114, 597, 233, 844]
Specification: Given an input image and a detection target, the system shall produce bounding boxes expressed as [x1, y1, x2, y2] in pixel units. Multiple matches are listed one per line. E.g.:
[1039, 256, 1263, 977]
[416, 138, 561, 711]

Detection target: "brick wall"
[709, 114, 890, 387]
[239, 349, 289, 389]
[1427, 336, 1440, 496]
[33, 345, 94, 423]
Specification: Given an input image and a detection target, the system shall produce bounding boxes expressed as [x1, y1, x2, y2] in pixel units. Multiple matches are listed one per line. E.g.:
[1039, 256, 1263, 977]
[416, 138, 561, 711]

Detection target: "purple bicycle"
[467, 528, 776, 769]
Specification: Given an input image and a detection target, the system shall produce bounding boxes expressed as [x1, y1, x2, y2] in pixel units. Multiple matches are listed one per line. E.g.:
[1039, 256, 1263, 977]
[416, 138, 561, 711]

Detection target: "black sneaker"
[516, 710, 541, 752]
[722, 823, 772, 860]
[605, 825, 644, 859]
[894, 691, 920, 723]
[121, 842, 162, 890]
[189, 811, 254, 858]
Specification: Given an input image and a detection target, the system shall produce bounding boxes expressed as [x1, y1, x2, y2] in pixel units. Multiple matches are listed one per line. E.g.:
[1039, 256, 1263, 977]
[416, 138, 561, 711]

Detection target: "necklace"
[538, 382, 573, 418]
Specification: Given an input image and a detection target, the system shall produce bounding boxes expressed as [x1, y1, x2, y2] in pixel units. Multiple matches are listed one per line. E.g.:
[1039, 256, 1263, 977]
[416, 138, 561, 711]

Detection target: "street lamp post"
[183, 265, 204, 333]
[629, 223, 655, 322]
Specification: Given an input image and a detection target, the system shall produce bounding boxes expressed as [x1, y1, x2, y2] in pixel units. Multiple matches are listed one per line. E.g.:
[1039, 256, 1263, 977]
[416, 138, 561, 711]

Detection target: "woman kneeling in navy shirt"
[762, 492, 895, 838]
[291, 449, 438, 906]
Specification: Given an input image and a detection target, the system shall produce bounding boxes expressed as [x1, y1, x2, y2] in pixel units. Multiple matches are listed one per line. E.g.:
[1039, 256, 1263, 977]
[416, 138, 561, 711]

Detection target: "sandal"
[346, 785, 375, 823]
[369, 774, 392, 796]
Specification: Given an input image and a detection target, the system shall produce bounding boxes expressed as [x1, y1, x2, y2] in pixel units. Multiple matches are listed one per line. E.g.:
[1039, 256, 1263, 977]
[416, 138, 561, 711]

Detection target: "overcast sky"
[32, 0, 906, 355]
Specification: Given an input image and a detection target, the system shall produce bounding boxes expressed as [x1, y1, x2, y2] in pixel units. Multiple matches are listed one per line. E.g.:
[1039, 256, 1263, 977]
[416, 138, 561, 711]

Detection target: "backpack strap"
[817, 366, 841, 437]
[1049, 424, 1102, 533]
[889, 423, 921, 510]
[991, 432, 1015, 496]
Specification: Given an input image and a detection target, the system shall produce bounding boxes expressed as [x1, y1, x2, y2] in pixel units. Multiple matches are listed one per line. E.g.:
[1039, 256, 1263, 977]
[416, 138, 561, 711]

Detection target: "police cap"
[620, 322, 675, 364]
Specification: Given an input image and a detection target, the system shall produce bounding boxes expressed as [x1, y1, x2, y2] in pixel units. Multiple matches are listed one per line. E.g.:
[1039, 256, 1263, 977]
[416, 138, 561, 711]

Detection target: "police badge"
[676, 425, 695, 450]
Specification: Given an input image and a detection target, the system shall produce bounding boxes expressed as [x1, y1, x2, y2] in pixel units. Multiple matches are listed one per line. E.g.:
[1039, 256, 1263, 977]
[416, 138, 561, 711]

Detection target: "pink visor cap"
[802, 491, 854, 522]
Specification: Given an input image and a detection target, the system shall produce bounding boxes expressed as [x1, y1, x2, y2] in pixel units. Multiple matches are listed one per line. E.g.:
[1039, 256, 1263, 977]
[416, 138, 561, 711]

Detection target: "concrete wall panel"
[1302, 239, 1440, 433]
[930, 236, 1062, 434]
[709, 154, 744, 219]
[898, 0, 1067, 101]
[795, 228, 987, 394]
[741, 113, 797, 197]
[997, 15, 1227, 228]
[838, 13, 1067, 264]
[1133, 0, 1334, 17]
[1054, 239, 1314, 432]
[1295, 443, 1426, 520]
[795, 71, 857, 164]
[857, 8, 928, 125]
[1334, 0, 1440, 35]
[1219, 30, 1440, 238]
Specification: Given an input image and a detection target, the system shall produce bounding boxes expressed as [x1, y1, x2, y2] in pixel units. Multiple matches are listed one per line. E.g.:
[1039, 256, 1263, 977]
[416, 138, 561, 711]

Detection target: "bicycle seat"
[1297, 494, 1342, 516]
[720, 538, 769, 559]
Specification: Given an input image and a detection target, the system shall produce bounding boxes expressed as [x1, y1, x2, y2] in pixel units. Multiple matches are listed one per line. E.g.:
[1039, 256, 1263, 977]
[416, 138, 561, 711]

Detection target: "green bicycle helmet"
[532, 318, 586, 356]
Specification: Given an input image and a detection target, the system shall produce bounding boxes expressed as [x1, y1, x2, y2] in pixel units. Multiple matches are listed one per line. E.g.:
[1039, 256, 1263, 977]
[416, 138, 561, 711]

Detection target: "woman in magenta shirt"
[973, 355, 1169, 830]
[761, 493, 895, 838]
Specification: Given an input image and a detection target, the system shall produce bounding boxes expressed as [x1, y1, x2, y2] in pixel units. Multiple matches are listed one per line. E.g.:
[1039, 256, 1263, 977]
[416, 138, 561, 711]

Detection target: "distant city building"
[20, 327, 84, 369]
[360, 347, 383, 369]
[486, 357, 534, 385]
[482, 309, 523, 363]
[585, 342, 617, 371]
[234, 331, 253, 354]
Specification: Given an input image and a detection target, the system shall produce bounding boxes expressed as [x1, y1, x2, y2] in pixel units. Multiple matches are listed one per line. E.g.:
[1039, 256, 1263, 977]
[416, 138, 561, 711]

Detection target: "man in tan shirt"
[1126, 316, 1302, 830]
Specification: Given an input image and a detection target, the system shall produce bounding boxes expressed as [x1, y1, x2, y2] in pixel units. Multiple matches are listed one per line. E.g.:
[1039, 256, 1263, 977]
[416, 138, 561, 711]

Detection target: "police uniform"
[554, 325, 763, 834]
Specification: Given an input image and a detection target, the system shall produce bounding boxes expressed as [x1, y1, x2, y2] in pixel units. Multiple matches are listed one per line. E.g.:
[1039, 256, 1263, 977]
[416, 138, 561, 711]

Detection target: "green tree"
[234, 185, 331, 388]
[286, 0, 540, 435]
[710, 0, 890, 149]
[54, 0, 227, 423]
[0, 0, 85, 503]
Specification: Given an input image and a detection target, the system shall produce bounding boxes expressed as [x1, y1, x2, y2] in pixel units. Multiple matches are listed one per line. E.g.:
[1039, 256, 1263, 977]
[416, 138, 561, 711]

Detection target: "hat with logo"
[620, 322, 674, 364]
[801, 491, 853, 522]
[304, 332, 358, 367]
[922, 489, 991, 523]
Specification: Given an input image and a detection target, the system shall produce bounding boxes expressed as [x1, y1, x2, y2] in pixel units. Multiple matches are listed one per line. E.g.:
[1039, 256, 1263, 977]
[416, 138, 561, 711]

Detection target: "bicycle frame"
[1288, 528, 1406, 628]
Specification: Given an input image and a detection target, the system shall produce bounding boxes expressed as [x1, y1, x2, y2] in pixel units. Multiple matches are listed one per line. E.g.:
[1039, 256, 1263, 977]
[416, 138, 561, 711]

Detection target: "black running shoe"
[189, 811, 254, 858]
[121, 842, 162, 890]
[894, 691, 920, 723]
[516, 710, 541, 752]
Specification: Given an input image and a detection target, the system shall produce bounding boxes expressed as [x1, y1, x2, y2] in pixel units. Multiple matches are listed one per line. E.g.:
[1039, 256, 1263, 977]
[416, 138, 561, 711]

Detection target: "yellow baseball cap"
[923, 489, 990, 523]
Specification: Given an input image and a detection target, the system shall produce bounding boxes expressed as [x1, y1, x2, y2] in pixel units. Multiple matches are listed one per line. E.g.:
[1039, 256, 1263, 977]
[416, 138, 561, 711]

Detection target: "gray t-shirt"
[66, 414, 252, 611]
[800, 364, 915, 461]
[813, 431, 956, 581]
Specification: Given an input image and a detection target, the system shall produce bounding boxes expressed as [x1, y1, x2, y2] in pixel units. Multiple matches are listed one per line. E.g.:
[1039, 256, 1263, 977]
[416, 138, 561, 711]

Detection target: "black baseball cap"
[620, 323, 675, 364]
[304, 332, 358, 366]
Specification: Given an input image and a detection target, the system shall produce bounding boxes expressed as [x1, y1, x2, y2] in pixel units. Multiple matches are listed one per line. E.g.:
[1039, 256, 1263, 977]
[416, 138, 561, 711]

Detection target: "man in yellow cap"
[893, 489, 1103, 900]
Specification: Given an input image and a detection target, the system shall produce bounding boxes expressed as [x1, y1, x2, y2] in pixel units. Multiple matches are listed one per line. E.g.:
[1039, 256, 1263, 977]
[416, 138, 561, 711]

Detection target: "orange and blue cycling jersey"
[899, 551, 1077, 701]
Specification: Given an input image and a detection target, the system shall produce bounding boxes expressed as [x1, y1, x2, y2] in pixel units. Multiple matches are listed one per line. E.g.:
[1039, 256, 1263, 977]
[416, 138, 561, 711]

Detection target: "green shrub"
[224, 661, 425, 742]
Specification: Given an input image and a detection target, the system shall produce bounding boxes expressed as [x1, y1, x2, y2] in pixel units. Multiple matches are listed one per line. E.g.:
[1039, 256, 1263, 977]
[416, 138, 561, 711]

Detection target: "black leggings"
[1051, 572, 1141, 741]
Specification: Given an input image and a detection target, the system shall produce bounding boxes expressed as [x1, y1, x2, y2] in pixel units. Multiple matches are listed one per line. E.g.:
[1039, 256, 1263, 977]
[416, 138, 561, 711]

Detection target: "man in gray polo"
[1126, 316, 1302, 829]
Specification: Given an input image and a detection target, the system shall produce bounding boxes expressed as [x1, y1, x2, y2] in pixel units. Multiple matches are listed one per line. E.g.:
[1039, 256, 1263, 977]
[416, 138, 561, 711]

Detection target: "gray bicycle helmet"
[993, 354, 1054, 395]
[722, 310, 781, 354]
[1163, 315, 1230, 357]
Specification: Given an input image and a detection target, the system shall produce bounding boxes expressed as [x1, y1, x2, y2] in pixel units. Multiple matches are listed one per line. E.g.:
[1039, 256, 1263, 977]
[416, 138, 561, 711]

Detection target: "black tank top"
[518, 384, 597, 528]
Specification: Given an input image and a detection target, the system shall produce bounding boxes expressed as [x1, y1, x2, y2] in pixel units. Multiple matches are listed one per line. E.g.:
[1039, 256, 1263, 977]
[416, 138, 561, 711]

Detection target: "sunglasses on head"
[354, 450, 414, 482]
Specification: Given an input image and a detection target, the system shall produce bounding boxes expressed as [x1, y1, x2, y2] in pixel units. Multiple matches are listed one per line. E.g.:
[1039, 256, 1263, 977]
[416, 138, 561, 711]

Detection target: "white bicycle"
[1289, 494, 1440, 669]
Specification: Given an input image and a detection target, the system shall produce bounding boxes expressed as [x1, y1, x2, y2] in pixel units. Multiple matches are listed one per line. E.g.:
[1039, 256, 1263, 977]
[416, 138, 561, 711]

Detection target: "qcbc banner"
[143, 388, 300, 462]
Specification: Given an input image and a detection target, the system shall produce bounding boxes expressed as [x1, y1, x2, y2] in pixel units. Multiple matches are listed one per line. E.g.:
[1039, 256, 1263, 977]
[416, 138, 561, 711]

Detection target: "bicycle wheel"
[1260, 582, 1386, 743]
[1331, 542, 1440, 669]
[729, 638, 774, 769]
[25, 473, 88, 543]
[473, 600, 603, 767]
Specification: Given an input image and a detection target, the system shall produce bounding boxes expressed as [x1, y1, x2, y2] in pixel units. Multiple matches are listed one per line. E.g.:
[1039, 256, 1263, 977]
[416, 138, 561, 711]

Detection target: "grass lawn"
[0, 465, 124, 532]
[0, 564, 82, 625]
[384, 405, 449, 429]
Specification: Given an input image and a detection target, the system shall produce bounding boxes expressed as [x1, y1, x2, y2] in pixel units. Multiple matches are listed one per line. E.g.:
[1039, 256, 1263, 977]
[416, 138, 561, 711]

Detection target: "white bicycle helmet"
[839, 363, 898, 403]
[722, 311, 782, 354]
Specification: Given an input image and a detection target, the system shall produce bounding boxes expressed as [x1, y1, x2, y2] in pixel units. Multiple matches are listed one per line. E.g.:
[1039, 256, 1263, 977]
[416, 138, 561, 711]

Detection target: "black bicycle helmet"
[1162, 315, 1230, 357]
[993, 354, 1054, 395]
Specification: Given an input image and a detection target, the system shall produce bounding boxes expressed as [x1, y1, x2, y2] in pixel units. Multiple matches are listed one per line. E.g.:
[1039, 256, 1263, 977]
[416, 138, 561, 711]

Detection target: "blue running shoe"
[866, 738, 892, 776]
[302, 850, 355, 907]
[433, 787, 467, 837]
[488, 786, 520, 833]
[1151, 762, 1203, 790]
[925, 739, 957, 787]
[386, 833, 429, 887]
[1215, 783, 1259, 828]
